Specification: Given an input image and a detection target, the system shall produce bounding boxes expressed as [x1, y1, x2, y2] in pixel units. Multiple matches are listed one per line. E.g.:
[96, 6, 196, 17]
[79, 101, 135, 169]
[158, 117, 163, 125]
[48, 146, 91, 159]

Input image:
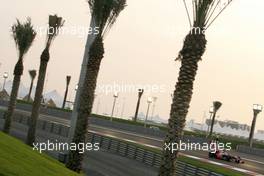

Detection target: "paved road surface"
[1, 106, 264, 175]
[91, 125, 264, 175]
[84, 151, 157, 176]
[0, 120, 158, 176]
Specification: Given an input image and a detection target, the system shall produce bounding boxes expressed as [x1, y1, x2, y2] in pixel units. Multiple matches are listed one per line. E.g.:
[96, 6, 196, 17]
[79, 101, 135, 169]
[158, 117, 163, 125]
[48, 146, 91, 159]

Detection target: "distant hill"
[43, 90, 63, 107]
[3, 80, 35, 100]
[2, 80, 63, 107]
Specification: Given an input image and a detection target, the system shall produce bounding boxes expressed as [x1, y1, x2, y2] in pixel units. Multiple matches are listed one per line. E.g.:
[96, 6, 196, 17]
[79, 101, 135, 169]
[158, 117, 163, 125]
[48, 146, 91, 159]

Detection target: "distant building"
[206, 119, 250, 131]
[239, 124, 251, 131]
[46, 99, 57, 108]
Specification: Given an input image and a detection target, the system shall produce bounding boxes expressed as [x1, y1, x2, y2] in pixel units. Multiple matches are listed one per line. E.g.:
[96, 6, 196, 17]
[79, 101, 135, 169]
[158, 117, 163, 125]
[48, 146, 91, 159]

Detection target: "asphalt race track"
[0, 105, 264, 175]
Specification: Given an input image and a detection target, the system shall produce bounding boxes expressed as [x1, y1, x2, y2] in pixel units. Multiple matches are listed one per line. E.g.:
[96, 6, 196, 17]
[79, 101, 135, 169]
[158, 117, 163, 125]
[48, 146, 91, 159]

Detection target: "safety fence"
[88, 133, 223, 176]
[0, 111, 223, 176]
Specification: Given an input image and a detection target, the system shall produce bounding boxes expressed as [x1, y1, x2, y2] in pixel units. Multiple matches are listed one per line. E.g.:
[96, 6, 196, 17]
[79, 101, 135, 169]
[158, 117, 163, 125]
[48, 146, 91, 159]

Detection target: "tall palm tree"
[66, 0, 126, 172]
[62, 75, 71, 109]
[3, 18, 36, 133]
[208, 101, 222, 137]
[159, 1, 233, 175]
[26, 15, 64, 145]
[27, 69, 37, 102]
[134, 89, 144, 121]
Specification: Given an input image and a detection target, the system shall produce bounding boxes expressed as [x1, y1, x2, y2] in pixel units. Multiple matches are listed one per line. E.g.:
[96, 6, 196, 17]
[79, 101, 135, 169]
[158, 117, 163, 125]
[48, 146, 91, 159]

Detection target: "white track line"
[90, 130, 263, 176]
[243, 158, 264, 165]
[91, 125, 264, 165]
[1, 105, 264, 174]
[91, 124, 164, 142]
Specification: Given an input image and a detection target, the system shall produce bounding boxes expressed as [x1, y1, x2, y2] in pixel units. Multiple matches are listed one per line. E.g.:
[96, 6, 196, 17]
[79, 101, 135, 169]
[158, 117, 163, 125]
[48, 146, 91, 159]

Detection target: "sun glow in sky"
[0, 0, 264, 130]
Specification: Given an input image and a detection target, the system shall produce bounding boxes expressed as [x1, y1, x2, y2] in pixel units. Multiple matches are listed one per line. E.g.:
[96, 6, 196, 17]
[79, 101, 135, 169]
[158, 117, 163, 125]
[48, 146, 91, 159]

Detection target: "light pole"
[110, 92, 118, 121]
[151, 97, 157, 121]
[144, 97, 152, 128]
[72, 84, 78, 106]
[2, 72, 8, 91]
[115, 102, 119, 117]
[208, 101, 222, 138]
[249, 104, 262, 148]
[75, 84, 78, 91]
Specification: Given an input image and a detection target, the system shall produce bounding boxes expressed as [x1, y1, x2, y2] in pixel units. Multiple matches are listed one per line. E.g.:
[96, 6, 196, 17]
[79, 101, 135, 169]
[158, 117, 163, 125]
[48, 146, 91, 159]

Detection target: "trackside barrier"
[0, 111, 223, 176]
[87, 133, 223, 176]
[237, 145, 264, 157]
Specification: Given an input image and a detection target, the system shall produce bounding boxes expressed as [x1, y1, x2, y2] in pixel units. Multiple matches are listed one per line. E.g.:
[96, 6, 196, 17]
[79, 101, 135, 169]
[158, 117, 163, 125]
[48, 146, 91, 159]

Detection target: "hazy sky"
[1, 0, 264, 130]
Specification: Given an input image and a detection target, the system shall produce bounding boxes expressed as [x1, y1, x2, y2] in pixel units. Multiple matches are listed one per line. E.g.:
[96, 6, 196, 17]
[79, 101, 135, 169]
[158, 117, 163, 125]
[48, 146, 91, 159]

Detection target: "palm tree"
[26, 15, 64, 145]
[66, 0, 126, 172]
[27, 70, 37, 102]
[208, 101, 222, 137]
[62, 75, 71, 109]
[3, 18, 36, 133]
[134, 89, 144, 122]
[159, 1, 233, 175]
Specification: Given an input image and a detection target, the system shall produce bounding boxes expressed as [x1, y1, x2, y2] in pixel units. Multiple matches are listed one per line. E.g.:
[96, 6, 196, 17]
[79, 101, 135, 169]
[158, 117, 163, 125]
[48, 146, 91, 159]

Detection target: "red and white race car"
[209, 150, 245, 164]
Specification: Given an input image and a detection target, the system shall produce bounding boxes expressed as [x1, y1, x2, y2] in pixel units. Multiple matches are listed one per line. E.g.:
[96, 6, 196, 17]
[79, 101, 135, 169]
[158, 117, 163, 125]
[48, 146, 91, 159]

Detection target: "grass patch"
[178, 156, 246, 176]
[0, 132, 82, 176]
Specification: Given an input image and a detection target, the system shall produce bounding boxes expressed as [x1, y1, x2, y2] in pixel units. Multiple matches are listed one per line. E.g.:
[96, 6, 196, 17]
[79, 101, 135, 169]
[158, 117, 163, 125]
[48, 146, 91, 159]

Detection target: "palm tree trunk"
[66, 36, 104, 172]
[3, 59, 23, 133]
[134, 96, 142, 122]
[27, 78, 34, 102]
[69, 18, 97, 141]
[62, 85, 69, 109]
[159, 32, 206, 176]
[26, 49, 49, 146]
[208, 111, 216, 138]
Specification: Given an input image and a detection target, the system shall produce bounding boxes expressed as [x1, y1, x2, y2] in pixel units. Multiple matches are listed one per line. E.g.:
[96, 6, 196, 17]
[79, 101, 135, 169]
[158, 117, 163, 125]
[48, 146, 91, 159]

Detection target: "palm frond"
[46, 15, 65, 49]
[29, 70, 37, 79]
[11, 18, 36, 58]
[213, 101, 222, 112]
[88, 0, 126, 37]
[183, 0, 233, 30]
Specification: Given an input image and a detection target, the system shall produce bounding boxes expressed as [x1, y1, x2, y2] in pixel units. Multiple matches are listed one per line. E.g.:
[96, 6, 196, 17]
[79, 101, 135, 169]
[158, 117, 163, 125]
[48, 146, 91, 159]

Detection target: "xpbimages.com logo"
[164, 141, 232, 153]
[32, 140, 100, 154]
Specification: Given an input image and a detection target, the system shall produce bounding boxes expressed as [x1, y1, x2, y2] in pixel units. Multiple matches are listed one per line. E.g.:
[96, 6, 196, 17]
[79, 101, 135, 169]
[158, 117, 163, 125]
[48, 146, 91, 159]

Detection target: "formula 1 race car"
[209, 150, 245, 164]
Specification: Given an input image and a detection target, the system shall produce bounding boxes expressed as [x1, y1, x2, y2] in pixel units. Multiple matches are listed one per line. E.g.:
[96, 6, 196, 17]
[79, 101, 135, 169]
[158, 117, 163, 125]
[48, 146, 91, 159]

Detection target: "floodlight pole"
[144, 98, 152, 128]
[2, 72, 8, 91]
